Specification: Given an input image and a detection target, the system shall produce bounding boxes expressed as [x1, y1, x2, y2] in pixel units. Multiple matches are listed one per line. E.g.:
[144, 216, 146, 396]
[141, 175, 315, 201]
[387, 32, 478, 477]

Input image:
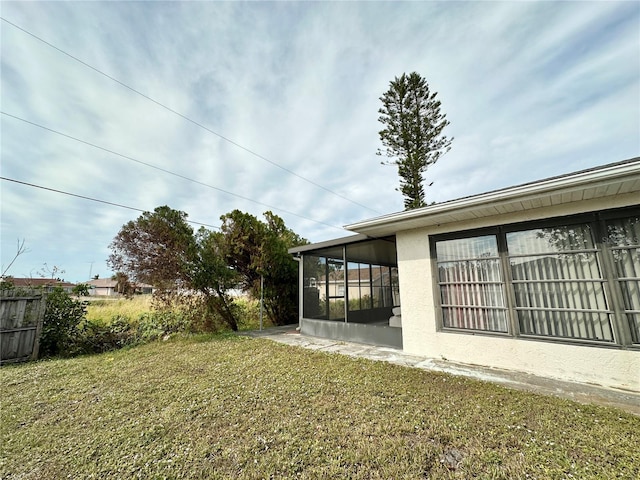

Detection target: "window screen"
[435, 235, 508, 332]
[607, 216, 640, 343]
[506, 225, 613, 342]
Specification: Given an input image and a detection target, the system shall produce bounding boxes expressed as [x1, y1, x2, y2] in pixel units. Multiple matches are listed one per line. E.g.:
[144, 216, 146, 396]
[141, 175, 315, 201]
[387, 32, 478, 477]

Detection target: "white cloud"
[1, 1, 638, 282]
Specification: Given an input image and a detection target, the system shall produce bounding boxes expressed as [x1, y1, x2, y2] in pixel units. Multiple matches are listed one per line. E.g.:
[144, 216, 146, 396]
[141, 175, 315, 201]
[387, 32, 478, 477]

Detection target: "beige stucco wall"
[396, 196, 640, 391]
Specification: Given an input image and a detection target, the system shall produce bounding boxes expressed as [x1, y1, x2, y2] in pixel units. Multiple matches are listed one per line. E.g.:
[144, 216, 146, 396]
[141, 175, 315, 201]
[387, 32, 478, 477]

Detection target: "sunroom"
[289, 234, 402, 348]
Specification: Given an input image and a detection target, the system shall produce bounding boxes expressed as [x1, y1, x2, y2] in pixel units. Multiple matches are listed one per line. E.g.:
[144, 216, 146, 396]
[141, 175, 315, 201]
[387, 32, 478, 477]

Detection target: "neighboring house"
[137, 283, 154, 295]
[1, 277, 76, 293]
[86, 278, 118, 296]
[290, 157, 640, 391]
[85, 278, 154, 296]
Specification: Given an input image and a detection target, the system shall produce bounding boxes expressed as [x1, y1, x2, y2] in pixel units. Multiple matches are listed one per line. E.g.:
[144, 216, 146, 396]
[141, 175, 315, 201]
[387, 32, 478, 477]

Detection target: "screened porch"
[290, 234, 402, 348]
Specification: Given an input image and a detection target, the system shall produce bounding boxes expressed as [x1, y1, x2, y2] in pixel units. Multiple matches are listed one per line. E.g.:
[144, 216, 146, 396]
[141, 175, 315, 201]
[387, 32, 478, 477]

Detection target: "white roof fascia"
[288, 233, 369, 255]
[346, 158, 640, 235]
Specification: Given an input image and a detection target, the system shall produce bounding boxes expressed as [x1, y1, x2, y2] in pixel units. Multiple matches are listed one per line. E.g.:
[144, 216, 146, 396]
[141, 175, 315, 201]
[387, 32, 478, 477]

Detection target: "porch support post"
[297, 255, 304, 323]
[343, 245, 348, 323]
[369, 264, 374, 309]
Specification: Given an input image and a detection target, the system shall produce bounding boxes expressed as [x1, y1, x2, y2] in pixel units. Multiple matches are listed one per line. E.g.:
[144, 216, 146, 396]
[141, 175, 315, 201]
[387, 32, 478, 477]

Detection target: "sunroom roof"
[289, 234, 397, 266]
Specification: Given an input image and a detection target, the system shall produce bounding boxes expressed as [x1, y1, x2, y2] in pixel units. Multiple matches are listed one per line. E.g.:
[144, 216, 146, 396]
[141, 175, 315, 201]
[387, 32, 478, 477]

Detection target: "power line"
[0, 176, 221, 229]
[1, 111, 346, 232]
[1, 16, 382, 216]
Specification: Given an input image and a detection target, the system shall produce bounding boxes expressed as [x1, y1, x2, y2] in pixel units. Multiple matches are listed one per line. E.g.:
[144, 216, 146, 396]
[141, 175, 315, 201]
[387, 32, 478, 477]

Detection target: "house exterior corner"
[293, 158, 640, 392]
[388, 160, 640, 392]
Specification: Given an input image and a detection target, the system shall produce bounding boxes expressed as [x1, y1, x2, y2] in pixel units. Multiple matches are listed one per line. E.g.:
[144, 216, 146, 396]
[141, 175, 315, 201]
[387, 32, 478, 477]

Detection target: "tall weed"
[235, 297, 271, 330]
[41, 293, 272, 358]
[85, 295, 152, 325]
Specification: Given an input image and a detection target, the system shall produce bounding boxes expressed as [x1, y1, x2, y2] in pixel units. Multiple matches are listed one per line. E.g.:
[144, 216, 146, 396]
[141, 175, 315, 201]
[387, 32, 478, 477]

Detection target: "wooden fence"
[0, 289, 47, 364]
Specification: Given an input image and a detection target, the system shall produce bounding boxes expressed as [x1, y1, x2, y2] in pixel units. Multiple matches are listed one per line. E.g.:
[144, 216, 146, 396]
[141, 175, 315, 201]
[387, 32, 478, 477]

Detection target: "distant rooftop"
[1, 277, 75, 288]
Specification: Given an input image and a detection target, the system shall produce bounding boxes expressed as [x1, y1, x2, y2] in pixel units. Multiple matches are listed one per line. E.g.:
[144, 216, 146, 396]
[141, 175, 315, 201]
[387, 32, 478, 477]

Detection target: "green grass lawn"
[1, 335, 638, 479]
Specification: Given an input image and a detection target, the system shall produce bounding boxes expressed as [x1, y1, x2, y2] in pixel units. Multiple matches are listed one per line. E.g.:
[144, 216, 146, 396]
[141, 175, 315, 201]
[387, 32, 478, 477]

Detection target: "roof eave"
[288, 233, 369, 255]
[345, 158, 640, 236]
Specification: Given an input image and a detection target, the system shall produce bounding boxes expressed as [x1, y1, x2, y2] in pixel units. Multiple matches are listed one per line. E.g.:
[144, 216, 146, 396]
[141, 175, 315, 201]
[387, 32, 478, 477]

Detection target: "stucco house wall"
[86, 279, 118, 296]
[395, 193, 640, 391]
[292, 158, 640, 391]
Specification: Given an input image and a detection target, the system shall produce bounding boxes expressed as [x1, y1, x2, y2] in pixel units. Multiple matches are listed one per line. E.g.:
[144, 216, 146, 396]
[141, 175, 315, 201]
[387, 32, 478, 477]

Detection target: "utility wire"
[0, 176, 221, 229]
[1, 111, 346, 232]
[1, 16, 382, 215]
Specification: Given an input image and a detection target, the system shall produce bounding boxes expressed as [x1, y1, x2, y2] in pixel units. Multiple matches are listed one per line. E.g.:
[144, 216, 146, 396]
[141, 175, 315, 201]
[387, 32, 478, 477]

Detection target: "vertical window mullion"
[324, 258, 330, 319]
[598, 216, 632, 346]
[368, 264, 374, 310]
[498, 228, 517, 336]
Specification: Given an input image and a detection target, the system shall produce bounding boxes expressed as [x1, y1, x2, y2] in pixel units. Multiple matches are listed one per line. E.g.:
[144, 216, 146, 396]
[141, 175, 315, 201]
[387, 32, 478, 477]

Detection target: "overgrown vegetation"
[37, 288, 191, 357]
[39, 287, 89, 357]
[85, 296, 153, 324]
[2, 278, 267, 358]
[1, 337, 638, 479]
[108, 206, 306, 331]
[70, 295, 266, 356]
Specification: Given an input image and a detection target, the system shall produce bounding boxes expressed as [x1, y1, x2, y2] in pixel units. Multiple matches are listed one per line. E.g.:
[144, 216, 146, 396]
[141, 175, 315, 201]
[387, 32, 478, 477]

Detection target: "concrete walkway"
[242, 325, 640, 416]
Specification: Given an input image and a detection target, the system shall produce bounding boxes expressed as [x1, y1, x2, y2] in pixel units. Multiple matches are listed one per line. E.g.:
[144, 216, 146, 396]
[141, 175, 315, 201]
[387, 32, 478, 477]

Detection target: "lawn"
[1, 335, 638, 479]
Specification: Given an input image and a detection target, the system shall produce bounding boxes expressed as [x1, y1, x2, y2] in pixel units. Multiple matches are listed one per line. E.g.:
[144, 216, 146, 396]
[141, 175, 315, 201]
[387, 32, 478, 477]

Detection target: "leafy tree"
[72, 283, 91, 296]
[378, 72, 453, 210]
[108, 206, 196, 290]
[219, 210, 307, 325]
[108, 206, 306, 331]
[190, 228, 240, 331]
[258, 212, 307, 325]
[112, 272, 135, 297]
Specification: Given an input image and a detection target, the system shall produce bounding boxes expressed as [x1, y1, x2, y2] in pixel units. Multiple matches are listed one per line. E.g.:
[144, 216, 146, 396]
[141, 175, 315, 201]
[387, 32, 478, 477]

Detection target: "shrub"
[71, 283, 91, 296]
[137, 311, 189, 342]
[39, 289, 268, 358]
[235, 297, 267, 330]
[76, 315, 135, 353]
[151, 291, 231, 334]
[40, 287, 88, 357]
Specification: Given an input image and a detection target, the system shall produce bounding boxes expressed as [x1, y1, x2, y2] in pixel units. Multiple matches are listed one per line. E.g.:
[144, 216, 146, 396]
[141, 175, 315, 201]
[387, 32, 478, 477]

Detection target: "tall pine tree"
[378, 72, 453, 209]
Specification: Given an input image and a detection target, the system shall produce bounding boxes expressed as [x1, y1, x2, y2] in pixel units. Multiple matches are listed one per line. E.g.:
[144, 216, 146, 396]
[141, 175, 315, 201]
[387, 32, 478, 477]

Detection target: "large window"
[607, 217, 640, 343]
[436, 236, 507, 332]
[506, 225, 612, 341]
[432, 209, 640, 346]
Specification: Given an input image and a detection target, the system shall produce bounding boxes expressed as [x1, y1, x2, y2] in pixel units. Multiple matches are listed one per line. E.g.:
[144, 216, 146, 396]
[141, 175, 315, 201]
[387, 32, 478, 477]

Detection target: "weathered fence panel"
[0, 289, 47, 364]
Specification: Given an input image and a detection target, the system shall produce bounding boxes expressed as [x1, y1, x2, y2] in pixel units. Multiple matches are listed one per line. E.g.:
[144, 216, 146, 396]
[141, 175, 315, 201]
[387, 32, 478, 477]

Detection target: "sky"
[1, 1, 639, 283]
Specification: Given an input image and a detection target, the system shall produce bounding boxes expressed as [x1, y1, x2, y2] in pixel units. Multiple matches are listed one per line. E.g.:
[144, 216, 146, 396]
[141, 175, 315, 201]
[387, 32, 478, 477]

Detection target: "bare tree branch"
[1, 238, 29, 278]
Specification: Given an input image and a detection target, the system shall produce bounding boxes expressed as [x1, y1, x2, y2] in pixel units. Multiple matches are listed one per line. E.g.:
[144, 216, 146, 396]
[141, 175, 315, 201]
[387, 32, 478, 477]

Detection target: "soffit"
[345, 158, 640, 237]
